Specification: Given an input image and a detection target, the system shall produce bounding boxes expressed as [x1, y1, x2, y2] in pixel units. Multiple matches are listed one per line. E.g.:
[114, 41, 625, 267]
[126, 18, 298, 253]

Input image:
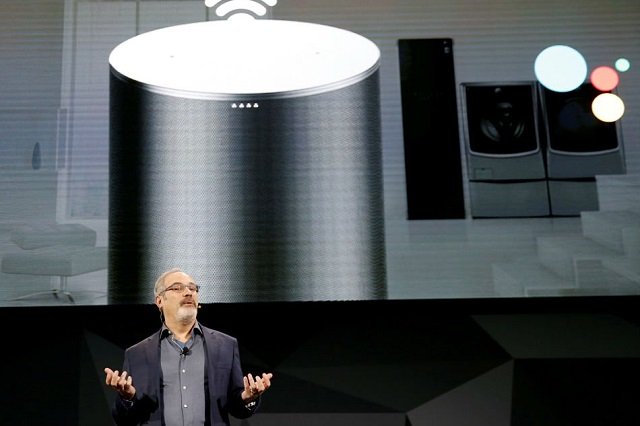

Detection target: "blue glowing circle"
[615, 58, 631, 72]
[534, 45, 587, 92]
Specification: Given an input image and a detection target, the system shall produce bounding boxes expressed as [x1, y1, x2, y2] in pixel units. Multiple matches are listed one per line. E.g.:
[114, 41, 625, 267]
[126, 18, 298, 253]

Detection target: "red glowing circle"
[590, 66, 619, 91]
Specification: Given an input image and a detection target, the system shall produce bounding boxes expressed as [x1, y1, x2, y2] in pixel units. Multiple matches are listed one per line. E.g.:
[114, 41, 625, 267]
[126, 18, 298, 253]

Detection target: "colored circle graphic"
[592, 93, 624, 122]
[534, 45, 587, 92]
[591, 66, 619, 91]
[615, 58, 630, 72]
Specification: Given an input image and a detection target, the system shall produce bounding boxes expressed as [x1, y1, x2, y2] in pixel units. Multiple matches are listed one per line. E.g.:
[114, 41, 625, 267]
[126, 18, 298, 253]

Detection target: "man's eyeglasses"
[159, 283, 200, 295]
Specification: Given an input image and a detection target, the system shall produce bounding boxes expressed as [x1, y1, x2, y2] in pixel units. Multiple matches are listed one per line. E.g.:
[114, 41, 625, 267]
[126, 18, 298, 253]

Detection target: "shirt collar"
[160, 322, 203, 340]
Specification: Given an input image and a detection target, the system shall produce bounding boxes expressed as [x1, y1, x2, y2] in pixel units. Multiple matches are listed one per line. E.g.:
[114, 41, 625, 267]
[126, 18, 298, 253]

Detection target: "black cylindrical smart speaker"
[108, 20, 385, 303]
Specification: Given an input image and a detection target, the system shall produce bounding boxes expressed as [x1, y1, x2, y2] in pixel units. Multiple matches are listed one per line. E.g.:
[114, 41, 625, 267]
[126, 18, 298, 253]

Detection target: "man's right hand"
[104, 367, 136, 400]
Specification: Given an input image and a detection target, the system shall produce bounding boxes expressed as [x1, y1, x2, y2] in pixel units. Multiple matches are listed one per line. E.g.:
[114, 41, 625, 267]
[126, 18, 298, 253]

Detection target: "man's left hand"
[242, 372, 273, 402]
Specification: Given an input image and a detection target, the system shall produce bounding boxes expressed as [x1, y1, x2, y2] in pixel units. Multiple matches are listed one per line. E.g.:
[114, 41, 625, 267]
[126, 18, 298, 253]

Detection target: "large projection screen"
[0, 0, 638, 306]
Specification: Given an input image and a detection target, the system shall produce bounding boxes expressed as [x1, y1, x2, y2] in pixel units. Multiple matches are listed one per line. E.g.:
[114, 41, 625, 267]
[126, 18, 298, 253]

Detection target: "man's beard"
[176, 305, 197, 324]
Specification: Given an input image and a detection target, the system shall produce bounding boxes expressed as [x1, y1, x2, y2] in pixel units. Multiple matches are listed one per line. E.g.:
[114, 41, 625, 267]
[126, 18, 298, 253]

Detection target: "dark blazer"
[112, 324, 257, 426]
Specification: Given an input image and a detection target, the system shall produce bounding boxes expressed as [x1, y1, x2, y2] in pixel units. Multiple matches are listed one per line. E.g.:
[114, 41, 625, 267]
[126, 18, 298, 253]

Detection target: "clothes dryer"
[538, 82, 626, 216]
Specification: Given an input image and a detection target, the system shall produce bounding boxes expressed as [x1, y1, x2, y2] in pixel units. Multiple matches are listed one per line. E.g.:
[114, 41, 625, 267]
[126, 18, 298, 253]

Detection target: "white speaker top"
[109, 19, 380, 99]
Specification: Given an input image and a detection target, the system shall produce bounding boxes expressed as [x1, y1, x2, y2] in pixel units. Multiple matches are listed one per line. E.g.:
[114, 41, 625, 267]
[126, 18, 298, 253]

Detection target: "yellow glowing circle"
[591, 93, 625, 122]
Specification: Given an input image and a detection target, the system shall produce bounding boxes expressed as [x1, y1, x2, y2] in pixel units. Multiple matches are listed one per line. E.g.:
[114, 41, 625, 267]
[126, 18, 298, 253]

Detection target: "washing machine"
[538, 82, 626, 216]
[462, 81, 549, 218]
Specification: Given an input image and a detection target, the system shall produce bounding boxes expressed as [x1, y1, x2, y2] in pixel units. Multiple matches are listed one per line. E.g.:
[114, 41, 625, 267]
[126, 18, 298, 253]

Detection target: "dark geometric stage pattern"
[3, 300, 639, 425]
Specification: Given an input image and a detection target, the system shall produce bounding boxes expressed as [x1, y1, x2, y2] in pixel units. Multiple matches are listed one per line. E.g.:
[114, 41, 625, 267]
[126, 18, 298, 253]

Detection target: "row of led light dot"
[534, 45, 630, 122]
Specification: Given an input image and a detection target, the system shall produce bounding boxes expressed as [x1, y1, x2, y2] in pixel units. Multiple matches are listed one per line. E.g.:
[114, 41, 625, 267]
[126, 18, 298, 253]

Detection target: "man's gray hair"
[154, 267, 185, 297]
